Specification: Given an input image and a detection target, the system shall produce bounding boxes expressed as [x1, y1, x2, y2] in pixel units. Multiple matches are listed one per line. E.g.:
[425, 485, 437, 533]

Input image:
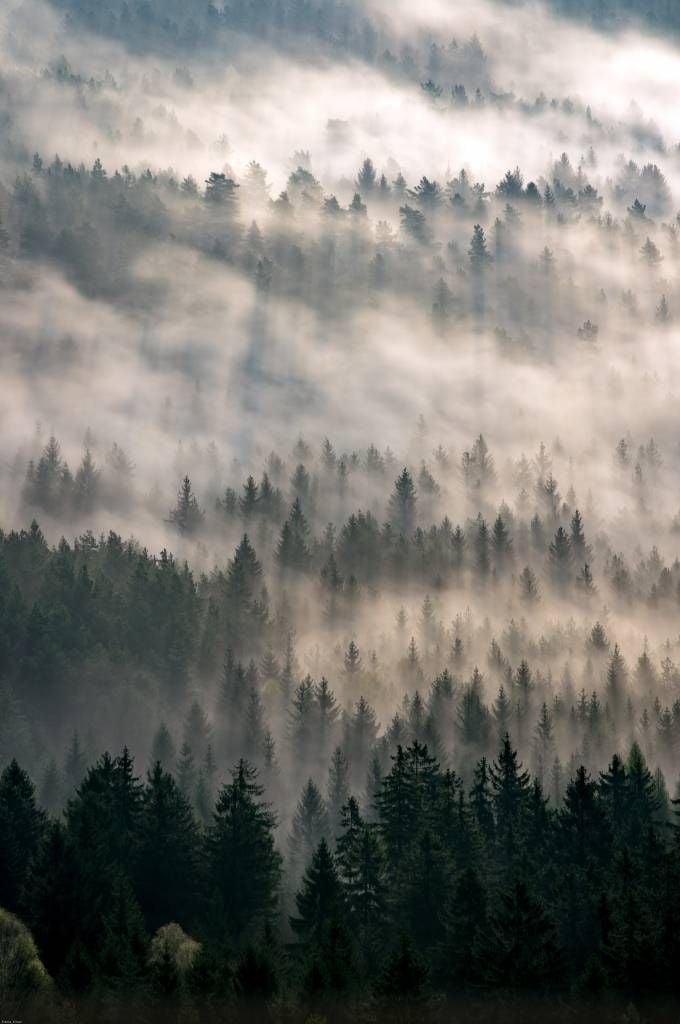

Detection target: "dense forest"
[3, 0, 680, 1020]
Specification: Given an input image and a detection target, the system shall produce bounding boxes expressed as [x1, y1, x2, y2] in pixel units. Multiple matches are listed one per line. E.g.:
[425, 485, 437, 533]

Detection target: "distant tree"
[388, 469, 417, 535]
[356, 158, 377, 193]
[468, 224, 492, 270]
[169, 476, 204, 535]
[327, 747, 350, 835]
[289, 779, 329, 879]
[344, 640, 362, 675]
[408, 177, 443, 207]
[205, 172, 239, 206]
[519, 565, 540, 604]
[399, 204, 432, 244]
[150, 723, 176, 770]
[640, 237, 662, 266]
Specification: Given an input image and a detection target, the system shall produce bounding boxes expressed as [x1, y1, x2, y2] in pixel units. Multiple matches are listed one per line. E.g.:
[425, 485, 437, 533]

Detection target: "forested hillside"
[2, 0, 680, 1020]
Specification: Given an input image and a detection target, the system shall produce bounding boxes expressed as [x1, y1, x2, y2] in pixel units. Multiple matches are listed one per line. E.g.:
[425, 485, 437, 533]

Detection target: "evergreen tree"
[327, 746, 350, 836]
[289, 779, 329, 878]
[150, 722, 176, 771]
[376, 936, 429, 1001]
[0, 760, 47, 915]
[388, 468, 417, 535]
[480, 880, 563, 990]
[136, 763, 201, 931]
[169, 476, 204, 535]
[206, 760, 281, 941]
[468, 224, 491, 269]
[489, 735, 531, 866]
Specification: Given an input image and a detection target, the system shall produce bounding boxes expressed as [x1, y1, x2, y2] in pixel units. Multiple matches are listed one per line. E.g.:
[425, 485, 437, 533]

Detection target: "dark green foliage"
[376, 935, 429, 1001]
[480, 880, 564, 990]
[206, 760, 281, 941]
[0, 759, 47, 915]
[136, 762, 201, 931]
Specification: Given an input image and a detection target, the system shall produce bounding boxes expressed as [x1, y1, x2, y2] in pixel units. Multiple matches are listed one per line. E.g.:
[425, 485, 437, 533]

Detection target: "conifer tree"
[289, 779, 329, 878]
[388, 469, 417, 536]
[0, 760, 47, 915]
[169, 476, 204, 535]
[206, 760, 281, 940]
[150, 722, 176, 771]
[137, 763, 201, 931]
[480, 880, 563, 990]
[327, 746, 350, 836]
[489, 734, 531, 866]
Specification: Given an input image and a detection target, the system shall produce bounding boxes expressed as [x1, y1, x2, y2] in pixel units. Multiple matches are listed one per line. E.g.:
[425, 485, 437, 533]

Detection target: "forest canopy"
[3, 0, 680, 1020]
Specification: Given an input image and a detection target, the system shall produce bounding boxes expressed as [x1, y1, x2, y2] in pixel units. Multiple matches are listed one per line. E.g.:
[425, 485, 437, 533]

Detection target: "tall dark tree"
[206, 760, 281, 941]
[0, 760, 47, 915]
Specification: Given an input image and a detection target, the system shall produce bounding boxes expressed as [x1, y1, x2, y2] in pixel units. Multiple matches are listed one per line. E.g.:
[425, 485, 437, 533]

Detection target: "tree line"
[3, 730, 680, 1012]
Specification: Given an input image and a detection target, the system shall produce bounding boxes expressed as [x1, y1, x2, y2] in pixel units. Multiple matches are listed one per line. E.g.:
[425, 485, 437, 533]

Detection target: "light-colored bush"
[0, 908, 51, 1002]
[149, 922, 200, 975]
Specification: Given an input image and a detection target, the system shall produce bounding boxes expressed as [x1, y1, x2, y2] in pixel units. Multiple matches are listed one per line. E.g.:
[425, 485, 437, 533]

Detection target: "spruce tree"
[206, 760, 281, 941]
[0, 760, 47, 915]
[136, 763, 201, 931]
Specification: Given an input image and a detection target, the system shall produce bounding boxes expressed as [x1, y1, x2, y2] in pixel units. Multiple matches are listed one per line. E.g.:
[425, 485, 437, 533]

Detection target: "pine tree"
[468, 224, 491, 270]
[39, 757, 62, 815]
[599, 754, 628, 838]
[347, 696, 379, 784]
[226, 534, 262, 605]
[519, 565, 540, 603]
[548, 526, 572, 588]
[183, 701, 212, 764]
[150, 722, 176, 771]
[0, 760, 47, 915]
[492, 685, 512, 741]
[291, 837, 354, 993]
[289, 779, 329, 878]
[176, 742, 197, 800]
[356, 158, 377, 193]
[376, 936, 429, 1001]
[480, 880, 563, 990]
[64, 731, 87, 792]
[136, 763, 201, 931]
[489, 735, 531, 866]
[492, 513, 513, 572]
[244, 687, 266, 763]
[96, 873, 149, 988]
[74, 448, 99, 515]
[388, 469, 417, 535]
[470, 757, 495, 846]
[291, 837, 345, 942]
[327, 747, 350, 836]
[337, 799, 387, 949]
[276, 499, 311, 571]
[440, 866, 487, 988]
[289, 675, 316, 771]
[206, 760, 281, 940]
[534, 702, 555, 784]
[344, 639, 362, 676]
[560, 765, 606, 867]
[626, 742, 660, 841]
[205, 172, 239, 205]
[169, 476, 204, 535]
[606, 644, 628, 719]
[239, 476, 259, 518]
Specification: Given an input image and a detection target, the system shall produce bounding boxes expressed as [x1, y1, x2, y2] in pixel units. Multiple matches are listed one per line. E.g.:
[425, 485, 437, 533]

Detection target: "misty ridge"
[4, 0, 680, 1018]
